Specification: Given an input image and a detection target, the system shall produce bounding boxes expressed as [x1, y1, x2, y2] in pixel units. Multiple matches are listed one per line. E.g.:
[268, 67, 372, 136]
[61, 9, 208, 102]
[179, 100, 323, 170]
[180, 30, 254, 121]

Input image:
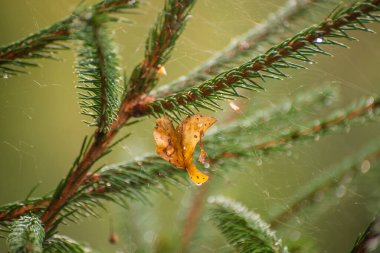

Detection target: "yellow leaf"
[153, 114, 217, 185]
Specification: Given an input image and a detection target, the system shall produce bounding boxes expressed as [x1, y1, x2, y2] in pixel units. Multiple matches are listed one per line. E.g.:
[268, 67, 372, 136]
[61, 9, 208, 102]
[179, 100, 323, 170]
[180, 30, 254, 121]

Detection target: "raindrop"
[366, 96, 375, 106]
[238, 41, 250, 50]
[360, 160, 371, 174]
[289, 230, 301, 241]
[335, 185, 346, 198]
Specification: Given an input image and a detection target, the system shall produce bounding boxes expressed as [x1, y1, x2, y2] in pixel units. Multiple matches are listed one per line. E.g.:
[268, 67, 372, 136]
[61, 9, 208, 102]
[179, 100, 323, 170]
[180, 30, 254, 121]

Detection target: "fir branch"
[269, 138, 380, 228]
[143, 0, 380, 120]
[74, 12, 121, 133]
[0, 198, 50, 222]
[207, 96, 380, 160]
[6, 215, 45, 253]
[0, 0, 138, 78]
[43, 234, 92, 253]
[209, 85, 337, 143]
[351, 213, 380, 253]
[208, 196, 287, 253]
[125, 0, 196, 96]
[43, 95, 380, 226]
[35, 1, 197, 229]
[153, 0, 337, 97]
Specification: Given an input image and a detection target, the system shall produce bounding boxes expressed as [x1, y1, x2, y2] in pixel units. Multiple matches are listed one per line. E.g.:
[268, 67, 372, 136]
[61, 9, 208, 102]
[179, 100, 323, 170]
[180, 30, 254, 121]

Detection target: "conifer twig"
[208, 196, 287, 253]
[0, 0, 138, 77]
[153, 0, 333, 97]
[142, 0, 380, 119]
[38, 1, 197, 231]
[125, 0, 196, 97]
[209, 97, 380, 160]
[74, 12, 121, 133]
[269, 140, 380, 228]
[44, 234, 92, 253]
[6, 215, 45, 253]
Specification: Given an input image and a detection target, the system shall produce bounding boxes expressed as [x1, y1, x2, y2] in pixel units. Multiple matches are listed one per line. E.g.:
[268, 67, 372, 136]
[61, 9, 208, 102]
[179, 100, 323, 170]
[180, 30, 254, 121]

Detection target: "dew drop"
[3, 73, 8, 79]
[204, 162, 210, 169]
[289, 230, 301, 241]
[335, 185, 346, 198]
[229, 101, 240, 111]
[315, 38, 323, 43]
[314, 134, 320, 141]
[238, 41, 250, 50]
[360, 160, 371, 174]
[256, 159, 263, 166]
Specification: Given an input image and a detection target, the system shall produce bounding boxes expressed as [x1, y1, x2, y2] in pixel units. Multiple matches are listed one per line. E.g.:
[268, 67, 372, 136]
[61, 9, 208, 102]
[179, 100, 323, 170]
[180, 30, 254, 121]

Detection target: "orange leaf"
[153, 114, 217, 185]
[153, 116, 184, 168]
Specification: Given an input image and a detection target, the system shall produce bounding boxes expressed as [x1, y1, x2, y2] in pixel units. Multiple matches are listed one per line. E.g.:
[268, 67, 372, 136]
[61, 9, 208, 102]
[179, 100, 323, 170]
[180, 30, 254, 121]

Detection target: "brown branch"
[180, 177, 211, 253]
[39, 96, 140, 231]
[0, 200, 50, 221]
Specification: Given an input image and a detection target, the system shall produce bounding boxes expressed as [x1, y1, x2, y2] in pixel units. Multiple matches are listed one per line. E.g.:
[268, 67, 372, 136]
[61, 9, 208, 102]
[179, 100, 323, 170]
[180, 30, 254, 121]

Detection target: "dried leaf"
[153, 116, 184, 168]
[153, 114, 217, 185]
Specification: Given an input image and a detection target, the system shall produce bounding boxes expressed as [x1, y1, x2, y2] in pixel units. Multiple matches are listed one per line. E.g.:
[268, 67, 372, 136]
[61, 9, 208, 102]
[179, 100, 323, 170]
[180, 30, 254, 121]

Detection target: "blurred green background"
[0, 0, 380, 252]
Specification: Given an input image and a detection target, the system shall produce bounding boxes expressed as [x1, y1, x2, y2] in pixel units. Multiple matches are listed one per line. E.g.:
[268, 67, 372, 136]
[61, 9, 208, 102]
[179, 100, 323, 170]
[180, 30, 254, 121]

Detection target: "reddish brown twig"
[180, 178, 211, 253]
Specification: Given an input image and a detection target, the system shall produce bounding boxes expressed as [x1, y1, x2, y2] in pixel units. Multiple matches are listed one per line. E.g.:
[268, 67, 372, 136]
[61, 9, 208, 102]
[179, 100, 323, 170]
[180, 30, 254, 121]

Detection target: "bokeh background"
[0, 0, 380, 252]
